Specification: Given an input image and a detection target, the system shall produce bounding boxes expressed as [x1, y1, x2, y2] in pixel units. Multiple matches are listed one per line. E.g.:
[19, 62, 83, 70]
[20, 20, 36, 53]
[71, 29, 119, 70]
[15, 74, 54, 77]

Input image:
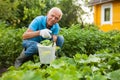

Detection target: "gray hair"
[48, 7, 63, 20]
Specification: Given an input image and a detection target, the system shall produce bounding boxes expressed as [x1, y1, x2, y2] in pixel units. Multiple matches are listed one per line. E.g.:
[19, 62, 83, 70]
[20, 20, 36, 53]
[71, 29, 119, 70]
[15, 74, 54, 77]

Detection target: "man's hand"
[40, 29, 52, 38]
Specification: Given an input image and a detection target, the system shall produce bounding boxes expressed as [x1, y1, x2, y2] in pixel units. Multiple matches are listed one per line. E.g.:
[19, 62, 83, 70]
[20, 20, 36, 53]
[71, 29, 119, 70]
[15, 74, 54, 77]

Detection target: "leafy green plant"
[1, 24, 120, 80]
[0, 24, 26, 68]
[60, 24, 120, 57]
[1, 51, 120, 80]
[40, 40, 52, 46]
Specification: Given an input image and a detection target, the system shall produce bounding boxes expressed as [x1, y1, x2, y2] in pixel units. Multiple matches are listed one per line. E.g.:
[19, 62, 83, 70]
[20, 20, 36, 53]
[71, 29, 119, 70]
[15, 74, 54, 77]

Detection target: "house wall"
[94, 0, 120, 31]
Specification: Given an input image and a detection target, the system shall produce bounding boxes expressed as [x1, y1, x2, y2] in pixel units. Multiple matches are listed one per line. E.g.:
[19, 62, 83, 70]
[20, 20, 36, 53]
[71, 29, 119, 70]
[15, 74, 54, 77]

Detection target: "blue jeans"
[22, 35, 64, 56]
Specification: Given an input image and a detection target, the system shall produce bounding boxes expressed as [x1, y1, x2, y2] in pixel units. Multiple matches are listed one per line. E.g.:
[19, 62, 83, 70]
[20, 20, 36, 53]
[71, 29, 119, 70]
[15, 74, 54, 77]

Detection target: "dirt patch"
[0, 68, 8, 77]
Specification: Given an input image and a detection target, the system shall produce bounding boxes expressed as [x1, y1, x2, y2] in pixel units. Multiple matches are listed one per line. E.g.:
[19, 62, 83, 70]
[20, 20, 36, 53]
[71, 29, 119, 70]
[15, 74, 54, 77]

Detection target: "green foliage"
[0, 0, 88, 28]
[60, 24, 120, 57]
[0, 0, 51, 28]
[0, 22, 26, 68]
[1, 51, 120, 80]
[0, 0, 19, 26]
[40, 40, 52, 46]
[1, 24, 120, 80]
[108, 69, 120, 80]
[57, 0, 82, 28]
[21, 0, 47, 27]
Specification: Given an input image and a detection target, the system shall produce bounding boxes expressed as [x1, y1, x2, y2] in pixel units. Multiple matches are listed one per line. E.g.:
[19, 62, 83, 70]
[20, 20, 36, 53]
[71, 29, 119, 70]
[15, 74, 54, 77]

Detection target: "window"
[101, 3, 112, 25]
[104, 8, 110, 21]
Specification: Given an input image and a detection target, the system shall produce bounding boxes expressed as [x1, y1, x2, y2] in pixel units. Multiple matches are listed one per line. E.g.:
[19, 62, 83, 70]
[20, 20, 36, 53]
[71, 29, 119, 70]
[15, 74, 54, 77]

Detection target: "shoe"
[14, 49, 27, 68]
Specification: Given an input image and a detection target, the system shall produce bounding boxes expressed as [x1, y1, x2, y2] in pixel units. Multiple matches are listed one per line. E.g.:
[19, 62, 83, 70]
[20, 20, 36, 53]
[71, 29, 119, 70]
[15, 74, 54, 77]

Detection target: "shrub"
[0, 23, 26, 68]
[60, 24, 120, 57]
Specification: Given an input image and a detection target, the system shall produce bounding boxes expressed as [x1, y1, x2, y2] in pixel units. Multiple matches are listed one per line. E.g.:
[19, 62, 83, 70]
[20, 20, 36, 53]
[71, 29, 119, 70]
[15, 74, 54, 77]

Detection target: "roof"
[89, 0, 114, 6]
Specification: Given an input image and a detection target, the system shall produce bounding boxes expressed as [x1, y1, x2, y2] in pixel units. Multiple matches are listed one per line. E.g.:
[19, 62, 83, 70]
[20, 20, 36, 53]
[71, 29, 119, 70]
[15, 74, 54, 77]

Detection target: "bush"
[1, 23, 120, 68]
[0, 22, 26, 68]
[60, 24, 120, 57]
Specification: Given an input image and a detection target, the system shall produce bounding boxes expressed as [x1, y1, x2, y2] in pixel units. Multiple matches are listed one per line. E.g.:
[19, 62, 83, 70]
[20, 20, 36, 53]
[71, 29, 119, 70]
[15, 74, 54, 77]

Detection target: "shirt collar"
[42, 16, 47, 28]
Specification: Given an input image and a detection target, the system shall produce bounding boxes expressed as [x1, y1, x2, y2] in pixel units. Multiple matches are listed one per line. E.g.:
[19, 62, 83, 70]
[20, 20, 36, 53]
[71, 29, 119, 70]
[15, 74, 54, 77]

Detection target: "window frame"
[101, 3, 113, 25]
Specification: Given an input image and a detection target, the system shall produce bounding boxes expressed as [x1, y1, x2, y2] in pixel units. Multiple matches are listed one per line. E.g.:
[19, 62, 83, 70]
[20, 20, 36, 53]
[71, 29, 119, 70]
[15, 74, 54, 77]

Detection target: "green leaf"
[108, 69, 120, 80]
[92, 74, 107, 80]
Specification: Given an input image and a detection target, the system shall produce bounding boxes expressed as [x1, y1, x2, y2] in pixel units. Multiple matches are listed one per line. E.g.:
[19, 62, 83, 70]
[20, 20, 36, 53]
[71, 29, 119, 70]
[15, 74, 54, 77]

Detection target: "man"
[14, 7, 64, 68]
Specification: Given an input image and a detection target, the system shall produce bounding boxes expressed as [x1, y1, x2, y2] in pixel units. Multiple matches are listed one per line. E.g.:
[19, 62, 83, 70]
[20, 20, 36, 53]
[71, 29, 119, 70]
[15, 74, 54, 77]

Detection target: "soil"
[0, 68, 8, 77]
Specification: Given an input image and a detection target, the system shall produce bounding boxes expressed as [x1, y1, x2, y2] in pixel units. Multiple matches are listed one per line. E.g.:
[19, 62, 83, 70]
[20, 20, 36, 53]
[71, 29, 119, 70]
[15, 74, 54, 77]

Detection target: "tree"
[76, 0, 93, 28]
[56, 0, 79, 28]
[0, 0, 19, 26]
[0, 0, 56, 28]
[0, 0, 91, 28]
[55, 0, 91, 28]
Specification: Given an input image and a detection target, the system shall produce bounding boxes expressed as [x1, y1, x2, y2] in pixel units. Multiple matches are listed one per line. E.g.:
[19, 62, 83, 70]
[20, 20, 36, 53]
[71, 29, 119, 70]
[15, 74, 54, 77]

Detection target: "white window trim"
[101, 3, 113, 25]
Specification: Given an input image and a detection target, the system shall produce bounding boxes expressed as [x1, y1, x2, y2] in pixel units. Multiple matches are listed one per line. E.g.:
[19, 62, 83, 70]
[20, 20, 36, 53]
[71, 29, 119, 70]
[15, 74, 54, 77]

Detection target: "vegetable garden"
[0, 23, 120, 80]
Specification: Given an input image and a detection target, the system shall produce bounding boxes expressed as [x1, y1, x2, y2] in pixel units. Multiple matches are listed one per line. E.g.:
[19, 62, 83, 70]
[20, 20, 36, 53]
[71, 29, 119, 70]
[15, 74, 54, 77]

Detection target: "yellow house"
[90, 0, 120, 32]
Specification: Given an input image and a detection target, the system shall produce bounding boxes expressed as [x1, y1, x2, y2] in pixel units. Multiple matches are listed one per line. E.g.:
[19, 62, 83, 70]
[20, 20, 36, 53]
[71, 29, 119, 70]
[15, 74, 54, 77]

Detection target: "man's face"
[47, 10, 61, 27]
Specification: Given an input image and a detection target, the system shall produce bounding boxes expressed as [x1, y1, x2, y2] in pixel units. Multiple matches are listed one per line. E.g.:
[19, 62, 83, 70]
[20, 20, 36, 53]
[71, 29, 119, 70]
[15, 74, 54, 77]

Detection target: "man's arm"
[22, 28, 40, 40]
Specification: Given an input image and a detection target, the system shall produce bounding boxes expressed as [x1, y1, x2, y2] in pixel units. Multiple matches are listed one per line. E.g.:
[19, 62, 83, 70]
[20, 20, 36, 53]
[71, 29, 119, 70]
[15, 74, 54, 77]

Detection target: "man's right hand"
[40, 29, 52, 39]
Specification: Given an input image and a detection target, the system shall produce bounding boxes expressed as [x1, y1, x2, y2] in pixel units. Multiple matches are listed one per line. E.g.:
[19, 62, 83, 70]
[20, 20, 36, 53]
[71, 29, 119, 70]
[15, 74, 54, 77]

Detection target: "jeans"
[22, 35, 64, 56]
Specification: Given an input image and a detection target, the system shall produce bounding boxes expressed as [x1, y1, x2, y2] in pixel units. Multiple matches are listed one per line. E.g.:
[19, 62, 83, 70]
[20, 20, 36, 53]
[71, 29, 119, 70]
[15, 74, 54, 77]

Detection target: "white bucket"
[37, 44, 56, 64]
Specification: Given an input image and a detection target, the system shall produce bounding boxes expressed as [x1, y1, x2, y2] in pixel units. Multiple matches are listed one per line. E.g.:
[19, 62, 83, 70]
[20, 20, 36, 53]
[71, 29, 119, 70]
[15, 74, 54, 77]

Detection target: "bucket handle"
[52, 41, 56, 47]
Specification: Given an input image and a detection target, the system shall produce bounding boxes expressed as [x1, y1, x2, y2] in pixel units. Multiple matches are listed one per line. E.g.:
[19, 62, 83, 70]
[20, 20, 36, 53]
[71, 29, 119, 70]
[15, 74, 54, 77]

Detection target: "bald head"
[48, 7, 63, 20]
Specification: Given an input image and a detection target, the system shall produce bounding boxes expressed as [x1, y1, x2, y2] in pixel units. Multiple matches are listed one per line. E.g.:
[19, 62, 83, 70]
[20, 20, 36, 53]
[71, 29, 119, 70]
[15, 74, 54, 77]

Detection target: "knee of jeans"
[24, 41, 38, 56]
[56, 35, 64, 48]
[25, 46, 38, 56]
